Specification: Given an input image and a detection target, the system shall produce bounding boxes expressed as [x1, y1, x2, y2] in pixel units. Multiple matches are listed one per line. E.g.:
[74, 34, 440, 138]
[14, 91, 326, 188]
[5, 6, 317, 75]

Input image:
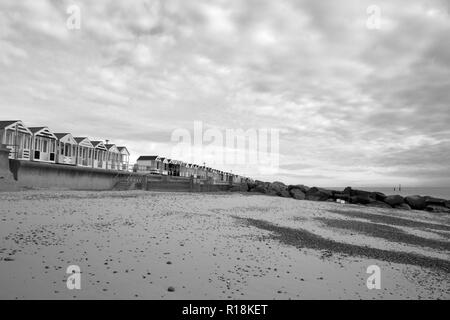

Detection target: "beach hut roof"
[74, 137, 88, 143]
[137, 155, 159, 161]
[0, 120, 32, 134]
[0, 120, 20, 129]
[29, 127, 57, 139]
[54, 133, 71, 139]
[91, 141, 108, 151]
[54, 133, 76, 144]
[74, 137, 94, 148]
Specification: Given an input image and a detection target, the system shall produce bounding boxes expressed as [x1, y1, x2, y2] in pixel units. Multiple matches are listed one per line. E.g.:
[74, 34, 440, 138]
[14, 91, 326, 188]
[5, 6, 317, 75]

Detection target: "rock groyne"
[241, 181, 450, 213]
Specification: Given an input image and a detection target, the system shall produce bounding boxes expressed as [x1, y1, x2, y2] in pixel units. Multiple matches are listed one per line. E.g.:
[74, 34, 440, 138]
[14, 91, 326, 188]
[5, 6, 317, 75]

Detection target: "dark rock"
[167, 286, 175, 292]
[247, 182, 257, 191]
[424, 196, 447, 206]
[288, 184, 310, 194]
[372, 192, 387, 202]
[266, 190, 278, 196]
[305, 187, 332, 201]
[289, 188, 305, 200]
[384, 195, 404, 206]
[366, 201, 392, 209]
[342, 186, 353, 195]
[250, 184, 266, 194]
[350, 195, 372, 205]
[332, 193, 350, 202]
[404, 195, 426, 210]
[394, 203, 412, 210]
[425, 205, 450, 213]
[266, 181, 290, 197]
[279, 189, 291, 198]
[446, 201, 450, 209]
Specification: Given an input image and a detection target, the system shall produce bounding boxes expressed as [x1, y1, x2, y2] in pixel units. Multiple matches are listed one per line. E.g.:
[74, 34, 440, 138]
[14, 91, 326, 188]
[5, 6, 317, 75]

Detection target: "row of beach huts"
[0, 120, 249, 184]
[134, 156, 245, 184]
[0, 120, 129, 170]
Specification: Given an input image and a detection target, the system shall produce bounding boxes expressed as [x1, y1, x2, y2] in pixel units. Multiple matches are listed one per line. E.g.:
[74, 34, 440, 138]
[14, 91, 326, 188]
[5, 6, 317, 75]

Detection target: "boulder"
[366, 201, 392, 209]
[350, 195, 373, 205]
[394, 203, 412, 210]
[288, 184, 310, 194]
[425, 205, 450, 213]
[266, 181, 289, 197]
[372, 192, 387, 202]
[424, 196, 447, 206]
[384, 195, 404, 207]
[250, 184, 267, 194]
[265, 188, 279, 196]
[290, 188, 306, 200]
[246, 181, 257, 191]
[278, 189, 291, 198]
[404, 195, 427, 210]
[305, 187, 333, 201]
[342, 187, 382, 201]
[332, 193, 351, 202]
[342, 186, 353, 195]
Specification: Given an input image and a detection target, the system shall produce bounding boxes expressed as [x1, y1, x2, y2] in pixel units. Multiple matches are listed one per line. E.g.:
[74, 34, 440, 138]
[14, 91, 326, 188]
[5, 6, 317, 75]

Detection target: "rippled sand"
[0, 190, 449, 299]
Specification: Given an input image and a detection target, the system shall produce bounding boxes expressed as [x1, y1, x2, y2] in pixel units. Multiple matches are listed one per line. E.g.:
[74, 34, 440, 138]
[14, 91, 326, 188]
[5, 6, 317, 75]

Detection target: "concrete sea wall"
[4, 157, 142, 191]
[0, 148, 237, 192]
[0, 147, 18, 191]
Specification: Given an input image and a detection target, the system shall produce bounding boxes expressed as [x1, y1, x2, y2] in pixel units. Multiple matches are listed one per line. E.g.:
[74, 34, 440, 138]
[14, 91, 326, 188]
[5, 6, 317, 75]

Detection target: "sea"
[331, 187, 450, 200]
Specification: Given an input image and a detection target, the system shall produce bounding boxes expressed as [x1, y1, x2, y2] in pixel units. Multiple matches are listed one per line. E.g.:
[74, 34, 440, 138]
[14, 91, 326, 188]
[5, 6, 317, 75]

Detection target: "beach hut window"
[5, 131, 13, 144]
[42, 140, 48, 153]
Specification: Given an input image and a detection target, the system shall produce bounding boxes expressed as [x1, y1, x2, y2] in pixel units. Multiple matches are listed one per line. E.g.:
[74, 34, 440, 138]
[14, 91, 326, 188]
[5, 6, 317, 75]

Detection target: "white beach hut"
[74, 137, 94, 167]
[91, 141, 108, 169]
[117, 146, 130, 171]
[0, 120, 32, 160]
[55, 133, 77, 165]
[105, 144, 120, 170]
[29, 127, 57, 163]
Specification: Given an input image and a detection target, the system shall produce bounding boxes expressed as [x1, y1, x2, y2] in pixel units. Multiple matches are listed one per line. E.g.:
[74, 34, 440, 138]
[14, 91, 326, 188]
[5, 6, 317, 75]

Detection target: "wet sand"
[0, 190, 449, 299]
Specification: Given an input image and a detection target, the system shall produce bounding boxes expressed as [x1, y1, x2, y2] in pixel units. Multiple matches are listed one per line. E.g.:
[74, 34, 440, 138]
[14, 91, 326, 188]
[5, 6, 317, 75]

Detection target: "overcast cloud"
[0, 0, 449, 187]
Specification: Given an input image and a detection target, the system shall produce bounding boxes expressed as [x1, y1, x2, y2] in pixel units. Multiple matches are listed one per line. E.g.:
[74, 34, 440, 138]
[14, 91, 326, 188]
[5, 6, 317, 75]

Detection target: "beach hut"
[181, 163, 191, 177]
[90, 141, 108, 169]
[105, 144, 120, 170]
[54, 133, 77, 165]
[168, 159, 181, 176]
[29, 127, 57, 163]
[0, 120, 32, 160]
[74, 137, 94, 167]
[117, 147, 130, 171]
[158, 157, 169, 175]
[197, 166, 207, 179]
[135, 155, 161, 174]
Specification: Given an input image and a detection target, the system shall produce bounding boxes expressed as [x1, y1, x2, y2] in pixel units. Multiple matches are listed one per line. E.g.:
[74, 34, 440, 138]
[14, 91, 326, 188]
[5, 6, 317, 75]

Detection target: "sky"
[0, 0, 449, 187]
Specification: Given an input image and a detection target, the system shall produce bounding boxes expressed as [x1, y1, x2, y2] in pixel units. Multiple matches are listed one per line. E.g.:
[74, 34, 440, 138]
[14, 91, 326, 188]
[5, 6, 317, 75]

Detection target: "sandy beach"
[0, 190, 449, 299]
